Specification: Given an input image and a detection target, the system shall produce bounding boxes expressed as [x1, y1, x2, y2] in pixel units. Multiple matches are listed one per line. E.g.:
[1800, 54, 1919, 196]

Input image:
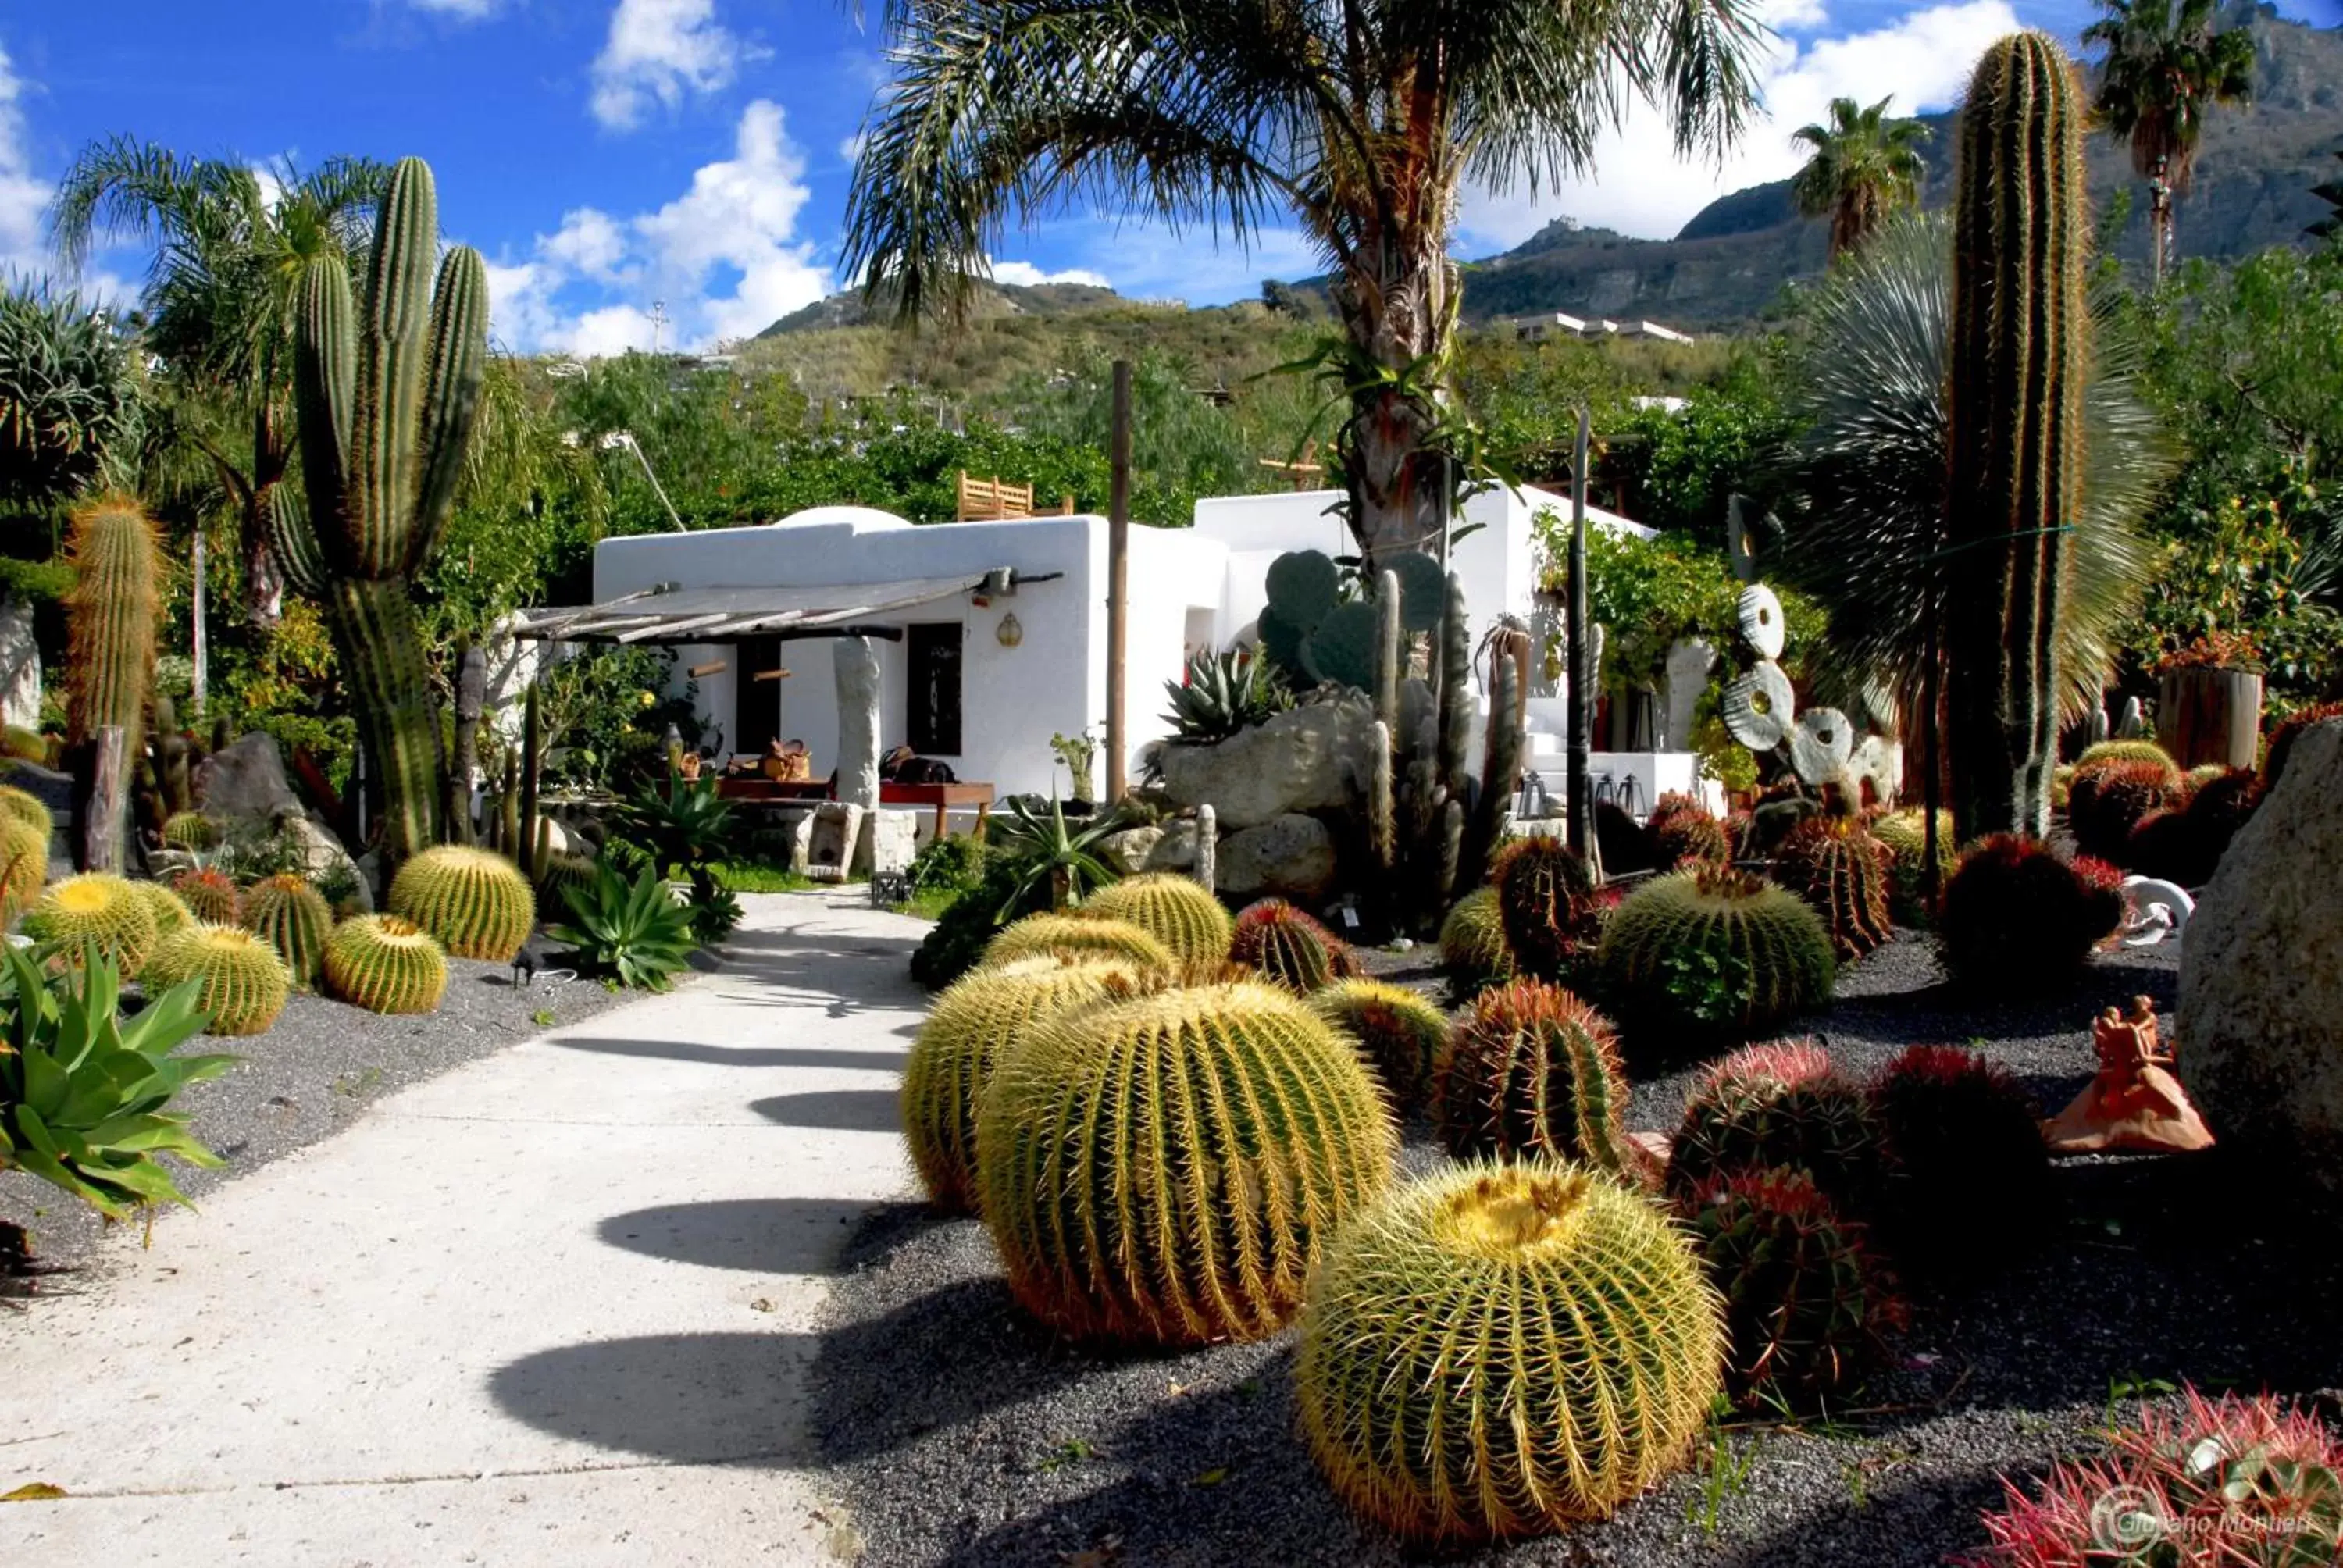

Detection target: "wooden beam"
[686, 658, 729, 677]
[751, 668, 793, 682]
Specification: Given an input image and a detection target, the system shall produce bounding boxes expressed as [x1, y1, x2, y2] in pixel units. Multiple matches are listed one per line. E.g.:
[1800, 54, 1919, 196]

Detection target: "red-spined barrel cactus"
[1435, 979, 1639, 1178]
[1665, 1040, 1890, 1217]
[1229, 899, 1358, 992]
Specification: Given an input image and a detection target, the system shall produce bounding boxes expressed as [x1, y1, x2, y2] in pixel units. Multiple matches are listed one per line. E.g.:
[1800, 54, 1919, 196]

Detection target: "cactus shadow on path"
[552, 1035, 910, 1072]
[752, 1088, 904, 1133]
[598, 1197, 922, 1274]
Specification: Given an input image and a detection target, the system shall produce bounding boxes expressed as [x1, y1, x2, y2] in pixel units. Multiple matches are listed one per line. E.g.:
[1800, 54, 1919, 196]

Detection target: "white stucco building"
[539, 485, 1653, 805]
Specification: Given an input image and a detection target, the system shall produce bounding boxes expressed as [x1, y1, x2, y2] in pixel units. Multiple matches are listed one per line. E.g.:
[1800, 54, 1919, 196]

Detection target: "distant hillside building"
[1501, 313, 1696, 345]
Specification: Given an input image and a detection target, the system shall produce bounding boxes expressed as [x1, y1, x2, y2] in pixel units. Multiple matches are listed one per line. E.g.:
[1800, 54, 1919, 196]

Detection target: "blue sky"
[5, 0, 2337, 354]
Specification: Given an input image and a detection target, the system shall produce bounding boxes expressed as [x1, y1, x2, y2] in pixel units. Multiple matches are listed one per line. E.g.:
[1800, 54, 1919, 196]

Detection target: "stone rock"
[853, 807, 918, 877]
[1098, 820, 1204, 875]
[1159, 693, 1375, 830]
[2176, 721, 2343, 1196]
[808, 802, 865, 879]
[1661, 639, 1716, 751]
[0, 597, 37, 732]
[483, 619, 546, 747]
[1097, 825, 1165, 876]
[835, 637, 883, 810]
[1217, 813, 1339, 903]
[277, 812, 372, 911]
[194, 733, 299, 823]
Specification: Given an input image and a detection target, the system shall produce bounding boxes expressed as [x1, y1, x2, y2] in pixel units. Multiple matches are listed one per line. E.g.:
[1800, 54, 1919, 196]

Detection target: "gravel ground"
[0, 955, 640, 1281]
[813, 931, 2343, 1566]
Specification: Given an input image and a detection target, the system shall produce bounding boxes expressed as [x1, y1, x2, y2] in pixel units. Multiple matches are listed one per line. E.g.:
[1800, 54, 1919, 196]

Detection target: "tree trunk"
[1332, 225, 1457, 571]
[2157, 667, 2260, 769]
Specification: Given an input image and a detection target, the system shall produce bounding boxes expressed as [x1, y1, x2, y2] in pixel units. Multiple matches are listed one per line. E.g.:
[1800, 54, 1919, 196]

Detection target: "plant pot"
[2156, 666, 2262, 770]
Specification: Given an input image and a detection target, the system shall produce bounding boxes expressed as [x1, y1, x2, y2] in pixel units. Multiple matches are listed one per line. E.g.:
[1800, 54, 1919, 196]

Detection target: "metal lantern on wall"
[996, 613, 1023, 649]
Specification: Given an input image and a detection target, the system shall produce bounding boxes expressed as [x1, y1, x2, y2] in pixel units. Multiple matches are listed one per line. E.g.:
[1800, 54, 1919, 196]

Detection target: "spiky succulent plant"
[976, 979, 1396, 1345]
[982, 911, 1175, 974]
[0, 816, 45, 922]
[387, 846, 536, 962]
[0, 783, 52, 839]
[173, 867, 241, 926]
[159, 811, 219, 851]
[1159, 647, 1291, 743]
[241, 873, 333, 991]
[1938, 833, 2122, 990]
[1229, 899, 1358, 992]
[1599, 868, 1837, 1053]
[1665, 1040, 1890, 1217]
[1492, 835, 1598, 982]
[2259, 702, 2341, 796]
[1683, 1166, 1906, 1407]
[1437, 886, 1511, 985]
[143, 924, 292, 1036]
[1869, 1045, 2051, 1278]
[2073, 738, 2180, 772]
[1649, 798, 1733, 869]
[903, 957, 1148, 1214]
[2127, 765, 2259, 886]
[2070, 757, 2190, 862]
[1296, 1161, 1724, 1542]
[1081, 872, 1232, 975]
[25, 873, 159, 975]
[323, 914, 448, 1014]
[127, 878, 194, 941]
[1309, 977, 1451, 1109]
[62, 495, 160, 780]
[1774, 816, 1894, 960]
[1435, 979, 1639, 1177]
[1869, 807, 1955, 926]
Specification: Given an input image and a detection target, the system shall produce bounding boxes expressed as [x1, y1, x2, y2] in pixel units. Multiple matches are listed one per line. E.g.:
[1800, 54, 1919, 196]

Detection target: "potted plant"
[2155, 631, 2263, 769]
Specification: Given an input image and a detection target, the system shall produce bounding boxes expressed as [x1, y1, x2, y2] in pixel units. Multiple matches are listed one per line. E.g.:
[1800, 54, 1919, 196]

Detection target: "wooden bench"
[957, 470, 1074, 521]
[717, 776, 996, 840]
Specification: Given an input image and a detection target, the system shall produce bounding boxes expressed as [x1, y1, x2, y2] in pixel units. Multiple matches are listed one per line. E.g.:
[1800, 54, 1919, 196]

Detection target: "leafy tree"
[1603, 354, 1796, 545]
[1789, 96, 1930, 261]
[2081, 0, 2255, 283]
[841, 0, 1765, 568]
[0, 283, 140, 510]
[49, 141, 390, 622]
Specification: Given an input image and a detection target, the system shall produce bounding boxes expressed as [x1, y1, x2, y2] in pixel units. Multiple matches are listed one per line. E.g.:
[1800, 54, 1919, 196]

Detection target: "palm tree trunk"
[1333, 219, 1457, 569]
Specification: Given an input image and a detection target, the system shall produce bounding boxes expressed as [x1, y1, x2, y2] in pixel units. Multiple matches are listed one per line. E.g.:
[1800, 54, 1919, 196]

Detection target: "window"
[906, 622, 963, 755]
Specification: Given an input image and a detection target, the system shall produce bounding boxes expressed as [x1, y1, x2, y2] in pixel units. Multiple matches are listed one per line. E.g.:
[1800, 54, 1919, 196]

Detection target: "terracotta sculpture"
[761, 738, 811, 783]
[2044, 995, 2216, 1155]
[678, 751, 703, 782]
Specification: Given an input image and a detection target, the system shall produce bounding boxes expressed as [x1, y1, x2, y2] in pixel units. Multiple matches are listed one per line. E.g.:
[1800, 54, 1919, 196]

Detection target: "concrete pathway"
[1, 888, 925, 1566]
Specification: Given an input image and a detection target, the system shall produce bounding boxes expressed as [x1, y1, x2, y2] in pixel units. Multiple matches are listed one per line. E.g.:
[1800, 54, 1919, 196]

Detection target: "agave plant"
[987, 795, 1125, 917]
[1767, 211, 2168, 725]
[618, 774, 735, 878]
[1161, 648, 1293, 743]
[0, 942, 232, 1219]
[550, 864, 699, 992]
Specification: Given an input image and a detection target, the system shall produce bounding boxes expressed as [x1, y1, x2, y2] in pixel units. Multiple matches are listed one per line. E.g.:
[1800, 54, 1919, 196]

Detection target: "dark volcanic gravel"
[814, 931, 2343, 1566]
[0, 957, 633, 1277]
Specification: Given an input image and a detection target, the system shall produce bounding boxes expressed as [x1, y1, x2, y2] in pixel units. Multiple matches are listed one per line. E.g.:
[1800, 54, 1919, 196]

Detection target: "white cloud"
[0, 41, 50, 281]
[401, 0, 502, 17]
[589, 0, 758, 130]
[1760, 0, 1833, 30]
[486, 99, 832, 355]
[1456, 0, 2018, 248]
[989, 259, 1112, 290]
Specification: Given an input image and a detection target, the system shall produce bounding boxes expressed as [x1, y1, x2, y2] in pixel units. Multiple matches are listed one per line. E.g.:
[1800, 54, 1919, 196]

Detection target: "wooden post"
[519, 682, 544, 880]
[449, 643, 486, 847]
[2158, 667, 2261, 769]
[1566, 408, 1592, 860]
[190, 532, 207, 717]
[1104, 358, 1132, 802]
[85, 725, 126, 872]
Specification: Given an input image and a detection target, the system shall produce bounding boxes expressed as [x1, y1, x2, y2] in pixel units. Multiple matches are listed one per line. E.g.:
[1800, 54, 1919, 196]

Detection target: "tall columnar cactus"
[288, 156, 489, 864]
[1081, 873, 1232, 976]
[1458, 636, 1525, 891]
[144, 925, 292, 1037]
[1229, 899, 1358, 992]
[976, 980, 1397, 1345]
[903, 957, 1148, 1214]
[983, 912, 1175, 974]
[62, 494, 161, 794]
[323, 914, 449, 1014]
[1296, 1162, 1724, 1541]
[1599, 868, 1837, 1053]
[1309, 978, 1452, 1108]
[242, 873, 335, 991]
[387, 846, 536, 962]
[1682, 1167, 1906, 1407]
[1664, 1041, 1891, 1217]
[1775, 816, 1895, 960]
[1945, 32, 2090, 842]
[1435, 979, 1640, 1178]
[1492, 835, 1597, 982]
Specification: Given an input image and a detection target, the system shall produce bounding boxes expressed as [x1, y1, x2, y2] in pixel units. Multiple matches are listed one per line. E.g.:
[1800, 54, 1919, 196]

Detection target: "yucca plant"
[1160, 647, 1291, 743]
[1435, 979, 1640, 1177]
[1296, 1161, 1723, 1542]
[0, 942, 231, 1220]
[550, 863, 697, 992]
[977, 980, 1396, 1345]
[986, 794, 1125, 915]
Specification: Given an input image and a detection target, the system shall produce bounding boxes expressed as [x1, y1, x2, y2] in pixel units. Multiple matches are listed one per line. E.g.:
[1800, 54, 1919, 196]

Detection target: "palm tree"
[841, 0, 1766, 568]
[48, 139, 389, 622]
[1788, 96, 1929, 261]
[2081, 0, 2256, 285]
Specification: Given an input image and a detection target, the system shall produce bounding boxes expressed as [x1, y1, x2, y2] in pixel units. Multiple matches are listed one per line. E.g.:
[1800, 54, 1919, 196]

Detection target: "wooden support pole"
[1104, 358, 1132, 802]
[190, 532, 207, 717]
[85, 725, 126, 872]
[1567, 408, 1592, 860]
[686, 658, 729, 677]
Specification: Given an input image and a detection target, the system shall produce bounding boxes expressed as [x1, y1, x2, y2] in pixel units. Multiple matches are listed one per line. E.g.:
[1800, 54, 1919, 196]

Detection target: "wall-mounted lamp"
[996, 612, 1024, 649]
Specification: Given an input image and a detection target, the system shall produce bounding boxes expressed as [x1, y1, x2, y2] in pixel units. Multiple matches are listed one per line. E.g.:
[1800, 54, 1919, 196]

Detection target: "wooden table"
[716, 777, 996, 840]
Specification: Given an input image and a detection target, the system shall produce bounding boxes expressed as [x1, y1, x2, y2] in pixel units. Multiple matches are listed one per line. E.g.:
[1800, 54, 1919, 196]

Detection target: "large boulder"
[194, 733, 300, 823]
[3, 761, 75, 866]
[1097, 819, 1203, 875]
[1159, 693, 1376, 830]
[0, 596, 38, 732]
[276, 811, 372, 911]
[1217, 813, 1339, 903]
[2177, 720, 2343, 1196]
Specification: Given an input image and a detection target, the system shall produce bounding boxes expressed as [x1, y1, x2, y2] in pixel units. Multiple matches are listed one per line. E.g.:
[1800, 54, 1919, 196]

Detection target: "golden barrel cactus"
[982, 912, 1174, 974]
[173, 867, 241, 926]
[242, 874, 334, 991]
[903, 957, 1147, 1214]
[1296, 1161, 1724, 1542]
[1435, 980, 1639, 1177]
[1081, 873, 1232, 975]
[0, 815, 47, 921]
[388, 846, 536, 962]
[977, 980, 1396, 1345]
[144, 923, 292, 1036]
[1308, 978, 1451, 1108]
[1437, 886, 1511, 984]
[26, 872, 160, 975]
[128, 878, 194, 940]
[0, 783, 53, 839]
[323, 914, 449, 1014]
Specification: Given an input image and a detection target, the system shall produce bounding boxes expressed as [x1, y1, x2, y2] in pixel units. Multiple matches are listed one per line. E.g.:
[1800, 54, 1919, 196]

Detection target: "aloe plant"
[1161, 649, 1291, 743]
[987, 795, 1124, 915]
[0, 943, 232, 1220]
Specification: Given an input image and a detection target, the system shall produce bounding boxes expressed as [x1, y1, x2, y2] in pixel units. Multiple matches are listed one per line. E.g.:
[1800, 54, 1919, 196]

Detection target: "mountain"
[758, 279, 1133, 337]
[1464, 4, 2343, 329]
